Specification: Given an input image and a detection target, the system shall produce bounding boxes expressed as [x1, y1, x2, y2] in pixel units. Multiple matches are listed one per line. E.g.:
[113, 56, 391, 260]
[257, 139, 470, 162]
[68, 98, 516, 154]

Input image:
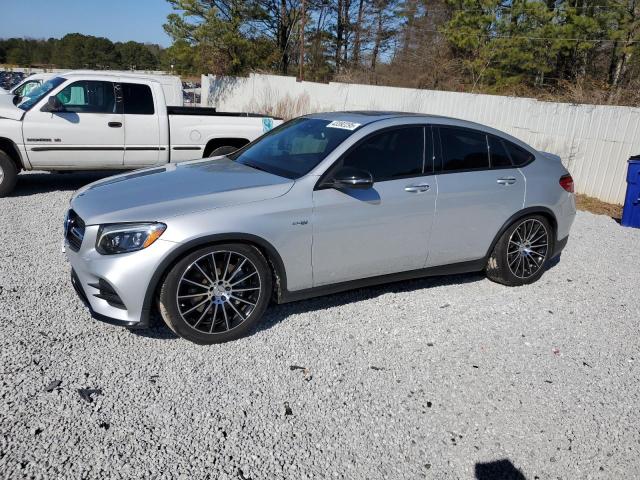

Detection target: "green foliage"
[442, 0, 640, 91]
[0, 34, 161, 70]
[163, 0, 280, 75]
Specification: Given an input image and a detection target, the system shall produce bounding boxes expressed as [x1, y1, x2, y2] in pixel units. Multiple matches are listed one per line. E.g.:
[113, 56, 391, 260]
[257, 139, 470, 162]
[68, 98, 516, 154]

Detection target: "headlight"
[96, 223, 166, 255]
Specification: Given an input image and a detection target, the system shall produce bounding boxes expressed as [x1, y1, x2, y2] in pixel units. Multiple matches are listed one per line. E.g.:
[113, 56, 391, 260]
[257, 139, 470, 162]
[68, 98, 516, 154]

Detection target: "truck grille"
[65, 209, 85, 252]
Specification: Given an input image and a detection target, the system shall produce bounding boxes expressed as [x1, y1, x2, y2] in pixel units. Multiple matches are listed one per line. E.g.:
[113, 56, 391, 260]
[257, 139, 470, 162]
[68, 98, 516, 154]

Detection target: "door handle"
[108, 122, 122, 128]
[497, 177, 517, 185]
[404, 183, 430, 193]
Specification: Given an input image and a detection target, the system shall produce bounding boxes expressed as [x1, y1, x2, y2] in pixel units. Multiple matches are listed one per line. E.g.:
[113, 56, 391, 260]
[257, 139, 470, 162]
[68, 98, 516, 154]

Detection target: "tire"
[209, 145, 238, 157]
[486, 215, 553, 286]
[159, 243, 272, 344]
[0, 150, 18, 197]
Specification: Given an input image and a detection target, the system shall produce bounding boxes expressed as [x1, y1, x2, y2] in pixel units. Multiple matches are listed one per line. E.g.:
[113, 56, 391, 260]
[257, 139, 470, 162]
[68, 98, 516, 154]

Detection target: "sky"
[0, 0, 175, 46]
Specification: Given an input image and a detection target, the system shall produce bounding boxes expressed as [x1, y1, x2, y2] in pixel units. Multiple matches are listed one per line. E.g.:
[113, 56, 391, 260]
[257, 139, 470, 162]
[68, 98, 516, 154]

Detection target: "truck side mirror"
[41, 96, 64, 113]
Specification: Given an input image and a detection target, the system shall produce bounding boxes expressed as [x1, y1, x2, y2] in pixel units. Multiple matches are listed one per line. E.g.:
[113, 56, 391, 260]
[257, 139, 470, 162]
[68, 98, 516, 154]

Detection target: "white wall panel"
[202, 73, 639, 204]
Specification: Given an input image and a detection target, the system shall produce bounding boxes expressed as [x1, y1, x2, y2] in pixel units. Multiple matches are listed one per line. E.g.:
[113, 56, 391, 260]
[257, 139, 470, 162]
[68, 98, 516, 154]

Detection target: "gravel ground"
[1, 171, 640, 480]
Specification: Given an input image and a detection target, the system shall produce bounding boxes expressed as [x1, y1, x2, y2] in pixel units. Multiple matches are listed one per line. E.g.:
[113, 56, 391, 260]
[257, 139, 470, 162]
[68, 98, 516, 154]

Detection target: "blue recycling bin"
[621, 156, 640, 228]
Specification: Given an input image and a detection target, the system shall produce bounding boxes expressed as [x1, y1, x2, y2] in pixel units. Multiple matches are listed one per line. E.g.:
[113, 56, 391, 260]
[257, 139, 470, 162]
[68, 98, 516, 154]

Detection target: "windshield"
[229, 118, 359, 179]
[17, 77, 66, 111]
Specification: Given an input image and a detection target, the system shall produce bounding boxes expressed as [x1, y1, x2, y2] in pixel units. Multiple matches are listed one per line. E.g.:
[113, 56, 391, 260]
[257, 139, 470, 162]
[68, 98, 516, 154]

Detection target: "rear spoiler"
[539, 151, 562, 162]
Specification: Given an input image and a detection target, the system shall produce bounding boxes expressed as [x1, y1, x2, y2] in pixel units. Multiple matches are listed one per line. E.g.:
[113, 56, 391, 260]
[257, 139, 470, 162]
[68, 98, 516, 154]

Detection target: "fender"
[0, 136, 27, 170]
[140, 233, 288, 326]
[483, 206, 559, 260]
[202, 137, 250, 157]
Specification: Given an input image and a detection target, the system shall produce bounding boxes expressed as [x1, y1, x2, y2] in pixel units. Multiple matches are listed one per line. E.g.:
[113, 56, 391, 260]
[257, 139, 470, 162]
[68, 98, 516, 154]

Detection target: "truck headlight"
[96, 223, 166, 255]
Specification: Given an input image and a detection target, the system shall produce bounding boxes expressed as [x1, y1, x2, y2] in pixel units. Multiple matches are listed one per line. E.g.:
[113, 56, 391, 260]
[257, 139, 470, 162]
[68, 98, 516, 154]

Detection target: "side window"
[16, 80, 40, 97]
[122, 83, 155, 115]
[503, 140, 534, 166]
[342, 127, 424, 182]
[439, 127, 489, 171]
[488, 136, 512, 168]
[55, 81, 116, 113]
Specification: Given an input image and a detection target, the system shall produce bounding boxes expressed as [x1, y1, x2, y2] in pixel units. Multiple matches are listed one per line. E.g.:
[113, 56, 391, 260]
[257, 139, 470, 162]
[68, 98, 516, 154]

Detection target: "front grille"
[65, 209, 85, 252]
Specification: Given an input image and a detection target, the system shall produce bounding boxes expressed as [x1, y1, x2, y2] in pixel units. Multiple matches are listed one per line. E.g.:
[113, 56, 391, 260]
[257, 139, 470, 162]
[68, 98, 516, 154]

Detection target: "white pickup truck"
[0, 72, 282, 196]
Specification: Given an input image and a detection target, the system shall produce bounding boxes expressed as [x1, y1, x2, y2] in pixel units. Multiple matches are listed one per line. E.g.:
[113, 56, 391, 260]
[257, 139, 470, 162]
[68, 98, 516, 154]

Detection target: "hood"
[71, 158, 294, 225]
[0, 94, 23, 121]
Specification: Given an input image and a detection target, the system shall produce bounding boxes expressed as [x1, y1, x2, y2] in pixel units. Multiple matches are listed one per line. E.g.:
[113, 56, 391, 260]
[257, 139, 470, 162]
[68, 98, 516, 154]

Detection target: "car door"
[312, 125, 437, 286]
[426, 126, 526, 267]
[121, 82, 162, 166]
[22, 80, 124, 168]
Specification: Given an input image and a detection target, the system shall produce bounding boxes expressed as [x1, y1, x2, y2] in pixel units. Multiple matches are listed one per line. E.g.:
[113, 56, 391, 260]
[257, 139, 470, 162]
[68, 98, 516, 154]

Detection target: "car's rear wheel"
[159, 244, 272, 344]
[0, 151, 18, 197]
[486, 215, 553, 286]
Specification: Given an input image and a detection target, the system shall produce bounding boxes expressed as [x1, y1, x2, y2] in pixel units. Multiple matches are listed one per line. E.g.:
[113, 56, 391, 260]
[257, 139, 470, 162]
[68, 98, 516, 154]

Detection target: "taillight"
[559, 174, 574, 193]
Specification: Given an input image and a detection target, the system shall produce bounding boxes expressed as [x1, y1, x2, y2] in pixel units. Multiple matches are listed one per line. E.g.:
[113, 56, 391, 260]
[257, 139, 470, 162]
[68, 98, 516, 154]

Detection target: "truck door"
[121, 82, 162, 167]
[22, 80, 124, 168]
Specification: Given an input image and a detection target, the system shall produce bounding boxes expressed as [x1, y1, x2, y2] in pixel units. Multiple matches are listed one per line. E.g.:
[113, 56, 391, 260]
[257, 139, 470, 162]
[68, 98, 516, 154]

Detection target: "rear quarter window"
[504, 140, 535, 166]
[122, 83, 155, 115]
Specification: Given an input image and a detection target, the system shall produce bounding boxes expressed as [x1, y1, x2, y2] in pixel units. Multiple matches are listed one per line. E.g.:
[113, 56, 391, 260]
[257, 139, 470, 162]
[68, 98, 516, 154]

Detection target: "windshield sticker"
[326, 120, 361, 131]
[262, 117, 274, 133]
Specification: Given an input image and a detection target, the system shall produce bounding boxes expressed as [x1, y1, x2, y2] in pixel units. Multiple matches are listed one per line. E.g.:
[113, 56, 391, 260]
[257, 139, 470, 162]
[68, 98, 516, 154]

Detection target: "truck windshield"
[229, 118, 359, 179]
[17, 77, 66, 111]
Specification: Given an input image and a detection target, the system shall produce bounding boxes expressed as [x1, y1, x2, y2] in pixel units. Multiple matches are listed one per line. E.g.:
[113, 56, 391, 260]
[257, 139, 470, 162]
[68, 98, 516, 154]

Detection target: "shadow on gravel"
[131, 262, 563, 342]
[475, 459, 527, 479]
[131, 325, 179, 340]
[130, 273, 486, 342]
[255, 272, 486, 335]
[10, 171, 120, 196]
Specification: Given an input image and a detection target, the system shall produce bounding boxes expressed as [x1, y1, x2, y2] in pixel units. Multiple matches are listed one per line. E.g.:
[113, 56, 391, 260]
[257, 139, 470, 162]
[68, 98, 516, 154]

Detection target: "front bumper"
[65, 225, 177, 328]
[70, 269, 143, 328]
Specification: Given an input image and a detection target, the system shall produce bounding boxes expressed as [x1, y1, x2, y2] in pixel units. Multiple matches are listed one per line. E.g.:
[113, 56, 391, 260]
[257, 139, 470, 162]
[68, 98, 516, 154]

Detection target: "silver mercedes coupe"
[64, 112, 576, 344]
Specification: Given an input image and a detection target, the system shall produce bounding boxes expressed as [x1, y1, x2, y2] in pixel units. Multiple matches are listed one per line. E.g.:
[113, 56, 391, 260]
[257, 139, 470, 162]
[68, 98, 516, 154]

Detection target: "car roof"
[306, 111, 533, 151]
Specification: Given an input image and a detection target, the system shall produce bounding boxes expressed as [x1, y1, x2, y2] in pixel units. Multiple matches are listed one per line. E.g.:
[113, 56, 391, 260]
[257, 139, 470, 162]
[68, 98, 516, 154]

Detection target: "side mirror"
[330, 166, 374, 190]
[41, 96, 64, 113]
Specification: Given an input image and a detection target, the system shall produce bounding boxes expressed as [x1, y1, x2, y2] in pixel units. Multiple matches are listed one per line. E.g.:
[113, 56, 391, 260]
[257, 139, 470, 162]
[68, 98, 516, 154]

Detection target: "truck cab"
[0, 72, 281, 196]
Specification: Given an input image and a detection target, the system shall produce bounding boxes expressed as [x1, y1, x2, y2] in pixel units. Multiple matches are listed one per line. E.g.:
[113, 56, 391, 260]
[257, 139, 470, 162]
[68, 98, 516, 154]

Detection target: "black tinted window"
[488, 136, 512, 168]
[342, 127, 424, 181]
[55, 81, 116, 113]
[122, 83, 154, 115]
[504, 141, 534, 166]
[439, 127, 489, 171]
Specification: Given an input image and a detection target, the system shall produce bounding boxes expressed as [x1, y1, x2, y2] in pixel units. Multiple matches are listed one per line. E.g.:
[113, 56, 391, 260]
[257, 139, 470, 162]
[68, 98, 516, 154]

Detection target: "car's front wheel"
[159, 244, 272, 344]
[486, 215, 553, 286]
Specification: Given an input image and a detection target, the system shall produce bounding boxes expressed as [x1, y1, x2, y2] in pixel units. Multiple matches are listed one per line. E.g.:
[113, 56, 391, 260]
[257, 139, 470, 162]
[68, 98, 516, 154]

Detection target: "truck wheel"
[0, 151, 18, 197]
[209, 146, 238, 157]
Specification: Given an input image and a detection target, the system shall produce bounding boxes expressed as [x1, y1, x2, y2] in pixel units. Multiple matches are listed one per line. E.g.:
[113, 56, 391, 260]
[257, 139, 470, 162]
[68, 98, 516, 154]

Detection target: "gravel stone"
[1, 171, 640, 479]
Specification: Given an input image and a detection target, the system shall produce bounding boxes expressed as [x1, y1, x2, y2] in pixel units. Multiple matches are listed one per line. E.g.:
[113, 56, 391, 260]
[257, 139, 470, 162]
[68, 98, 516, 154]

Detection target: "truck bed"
[167, 106, 281, 119]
